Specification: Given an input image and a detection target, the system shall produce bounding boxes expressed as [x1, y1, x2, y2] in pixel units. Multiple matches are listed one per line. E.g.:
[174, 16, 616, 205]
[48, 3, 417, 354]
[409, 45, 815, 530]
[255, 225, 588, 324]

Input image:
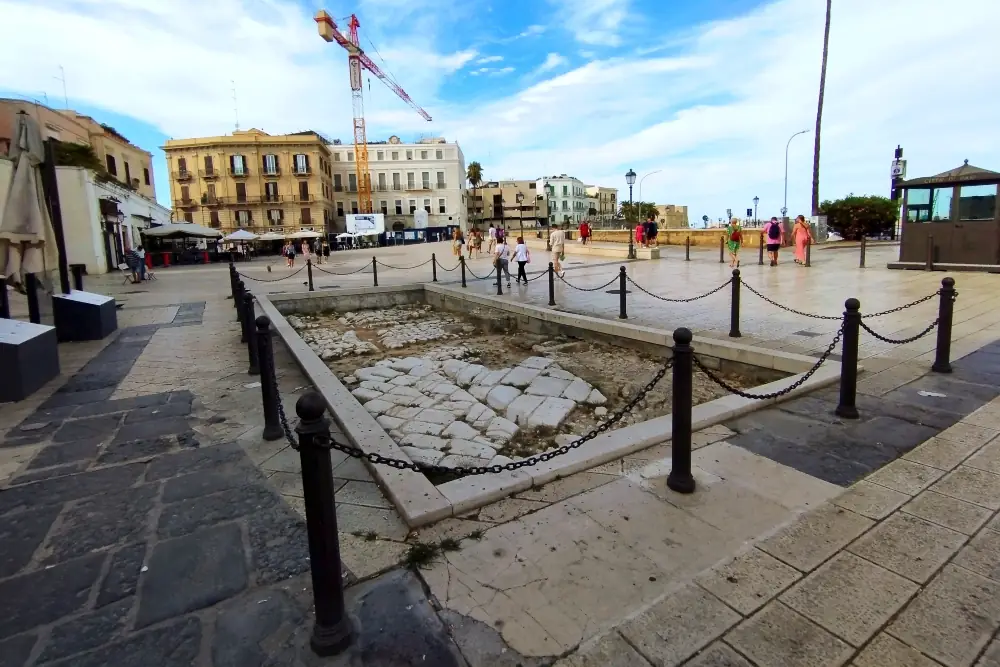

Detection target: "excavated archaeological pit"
[289, 304, 761, 483]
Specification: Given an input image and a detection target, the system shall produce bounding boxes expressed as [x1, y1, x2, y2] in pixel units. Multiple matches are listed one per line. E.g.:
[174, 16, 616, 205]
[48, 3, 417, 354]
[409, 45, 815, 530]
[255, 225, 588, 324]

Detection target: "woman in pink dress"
[634, 222, 645, 248]
[792, 215, 814, 265]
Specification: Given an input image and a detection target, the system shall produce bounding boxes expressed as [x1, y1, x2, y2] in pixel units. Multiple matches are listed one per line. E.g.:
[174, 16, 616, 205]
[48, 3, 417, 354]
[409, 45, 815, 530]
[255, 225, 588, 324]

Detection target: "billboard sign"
[413, 209, 429, 229]
[346, 213, 385, 236]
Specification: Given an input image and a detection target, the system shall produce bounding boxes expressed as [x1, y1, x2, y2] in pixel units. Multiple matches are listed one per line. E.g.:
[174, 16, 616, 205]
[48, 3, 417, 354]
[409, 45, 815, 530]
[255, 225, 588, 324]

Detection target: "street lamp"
[625, 169, 636, 259]
[516, 191, 524, 237]
[752, 195, 759, 224]
[783, 129, 810, 218]
[637, 170, 661, 207]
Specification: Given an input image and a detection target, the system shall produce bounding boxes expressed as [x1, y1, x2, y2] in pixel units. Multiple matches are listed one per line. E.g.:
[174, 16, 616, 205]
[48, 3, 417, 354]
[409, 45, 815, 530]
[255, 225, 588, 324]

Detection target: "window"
[144, 167, 151, 185]
[391, 151, 399, 160]
[334, 174, 342, 191]
[347, 151, 354, 162]
[348, 173, 357, 191]
[263, 154, 279, 175]
[395, 200, 402, 215]
[420, 171, 430, 188]
[336, 202, 344, 216]
[420, 150, 428, 160]
[409, 199, 416, 214]
[438, 198, 446, 214]
[561, 200, 568, 211]
[377, 151, 384, 160]
[423, 198, 431, 213]
[562, 185, 568, 196]
[268, 209, 283, 223]
[435, 150, 443, 160]
[436, 171, 445, 188]
[183, 211, 193, 223]
[299, 181, 310, 201]
[294, 154, 309, 174]
[106, 154, 118, 176]
[301, 208, 311, 224]
[406, 150, 413, 160]
[180, 185, 190, 202]
[393, 173, 401, 189]
[230, 154, 246, 176]
[235, 183, 247, 203]
[407, 173, 415, 188]
[351, 200, 359, 214]
[930, 187, 953, 221]
[959, 184, 997, 220]
[377, 173, 387, 190]
[264, 182, 279, 202]
[206, 183, 217, 200]
[380, 200, 388, 215]
[209, 210, 220, 227]
[124, 161, 132, 185]
[236, 210, 252, 225]
[334, 152, 341, 161]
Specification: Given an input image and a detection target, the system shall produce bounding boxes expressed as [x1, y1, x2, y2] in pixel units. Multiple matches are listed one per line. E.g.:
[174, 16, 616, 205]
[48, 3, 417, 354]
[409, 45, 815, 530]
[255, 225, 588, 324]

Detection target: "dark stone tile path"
[725, 338, 1000, 486]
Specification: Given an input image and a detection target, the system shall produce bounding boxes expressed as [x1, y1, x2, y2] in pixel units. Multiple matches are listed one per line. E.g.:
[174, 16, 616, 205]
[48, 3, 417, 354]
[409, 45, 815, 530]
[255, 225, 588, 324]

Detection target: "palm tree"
[811, 0, 832, 216]
[466, 161, 483, 231]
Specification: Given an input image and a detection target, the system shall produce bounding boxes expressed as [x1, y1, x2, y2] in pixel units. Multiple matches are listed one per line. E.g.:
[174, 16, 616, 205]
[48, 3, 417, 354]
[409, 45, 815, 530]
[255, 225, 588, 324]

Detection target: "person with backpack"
[763, 216, 783, 266]
[726, 218, 743, 268]
[494, 234, 512, 287]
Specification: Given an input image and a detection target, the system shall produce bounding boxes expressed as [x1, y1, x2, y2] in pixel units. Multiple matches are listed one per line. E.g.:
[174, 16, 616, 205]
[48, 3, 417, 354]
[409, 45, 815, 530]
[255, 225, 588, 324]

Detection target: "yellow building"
[585, 185, 618, 221]
[655, 204, 690, 229]
[161, 129, 336, 235]
[468, 179, 545, 231]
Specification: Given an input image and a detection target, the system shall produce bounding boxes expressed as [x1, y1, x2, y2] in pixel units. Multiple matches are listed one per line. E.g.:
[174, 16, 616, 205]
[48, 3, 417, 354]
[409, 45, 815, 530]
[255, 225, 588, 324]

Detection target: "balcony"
[262, 194, 285, 204]
[334, 184, 344, 192]
[295, 194, 314, 203]
[201, 195, 223, 207]
[435, 182, 446, 189]
[376, 184, 389, 191]
[223, 195, 261, 205]
[392, 184, 403, 191]
[299, 217, 313, 226]
[229, 168, 250, 178]
[174, 170, 192, 182]
[348, 185, 358, 192]
[174, 198, 198, 208]
[292, 167, 311, 177]
[200, 169, 219, 180]
[261, 169, 281, 177]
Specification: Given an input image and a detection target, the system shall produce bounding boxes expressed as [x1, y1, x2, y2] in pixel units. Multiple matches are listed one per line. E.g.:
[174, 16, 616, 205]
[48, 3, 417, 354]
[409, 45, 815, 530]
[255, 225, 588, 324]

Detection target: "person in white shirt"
[494, 237, 511, 287]
[513, 236, 530, 284]
[136, 246, 147, 281]
[487, 224, 497, 253]
[548, 224, 566, 276]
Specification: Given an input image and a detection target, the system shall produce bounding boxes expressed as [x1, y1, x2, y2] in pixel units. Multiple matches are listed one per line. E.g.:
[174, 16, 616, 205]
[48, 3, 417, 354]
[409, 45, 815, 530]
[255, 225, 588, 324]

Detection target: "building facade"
[162, 132, 466, 236]
[655, 204, 690, 229]
[538, 175, 589, 225]
[585, 185, 618, 220]
[468, 179, 545, 232]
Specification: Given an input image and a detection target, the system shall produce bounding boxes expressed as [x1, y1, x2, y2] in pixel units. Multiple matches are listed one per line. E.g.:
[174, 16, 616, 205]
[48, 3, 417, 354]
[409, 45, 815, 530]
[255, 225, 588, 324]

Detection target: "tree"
[819, 195, 897, 240]
[619, 201, 658, 221]
[811, 0, 832, 216]
[466, 161, 483, 229]
[52, 140, 103, 172]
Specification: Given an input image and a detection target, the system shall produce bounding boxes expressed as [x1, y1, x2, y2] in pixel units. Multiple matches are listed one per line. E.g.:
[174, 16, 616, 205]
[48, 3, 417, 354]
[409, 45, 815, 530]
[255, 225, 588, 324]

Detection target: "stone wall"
[537, 227, 778, 248]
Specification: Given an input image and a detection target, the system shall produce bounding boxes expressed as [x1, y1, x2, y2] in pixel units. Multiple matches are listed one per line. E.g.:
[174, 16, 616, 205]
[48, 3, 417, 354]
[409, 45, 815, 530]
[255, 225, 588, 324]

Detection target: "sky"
[2, 0, 998, 224]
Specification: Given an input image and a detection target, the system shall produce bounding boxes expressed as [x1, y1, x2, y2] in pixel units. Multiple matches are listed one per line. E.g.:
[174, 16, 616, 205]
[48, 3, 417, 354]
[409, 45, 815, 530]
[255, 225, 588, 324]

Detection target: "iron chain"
[865, 290, 942, 318]
[627, 276, 732, 303]
[557, 273, 620, 292]
[693, 325, 843, 400]
[741, 280, 842, 320]
[437, 262, 460, 272]
[312, 263, 371, 276]
[860, 318, 939, 345]
[376, 259, 434, 271]
[237, 266, 305, 283]
[466, 265, 496, 280]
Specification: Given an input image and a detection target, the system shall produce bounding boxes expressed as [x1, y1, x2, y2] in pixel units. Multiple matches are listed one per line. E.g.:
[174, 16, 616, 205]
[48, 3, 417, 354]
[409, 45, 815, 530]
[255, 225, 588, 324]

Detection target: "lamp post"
[625, 169, 636, 259]
[637, 170, 661, 208]
[516, 191, 524, 237]
[783, 130, 810, 219]
[753, 195, 759, 225]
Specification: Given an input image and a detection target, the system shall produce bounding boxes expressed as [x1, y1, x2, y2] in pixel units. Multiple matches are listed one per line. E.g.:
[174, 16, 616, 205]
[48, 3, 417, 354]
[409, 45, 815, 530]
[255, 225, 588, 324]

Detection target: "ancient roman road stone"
[486, 385, 521, 411]
[402, 446, 446, 466]
[519, 356, 555, 370]
[44, 484, 158, 564]
[524, 376, 572, 398]
[38, 598, 133, 664]
[52, 616, 202, 667]
[563, 378, 594, 402]
[501, 366, 542, 388]
[506, 394, 545, 425]
[158, 484, 281, 539]
[527, 397, 576, 428]
[246, 507, 312, 585]
[27, 437, 103, 469]
[136, 523, 248, 629]
[0, 462, 145, 516]
[0, 552, 105, 639]
[442, 421, 480, 440]
[97, 542, 147, 608]
[0, 504, 62, 578]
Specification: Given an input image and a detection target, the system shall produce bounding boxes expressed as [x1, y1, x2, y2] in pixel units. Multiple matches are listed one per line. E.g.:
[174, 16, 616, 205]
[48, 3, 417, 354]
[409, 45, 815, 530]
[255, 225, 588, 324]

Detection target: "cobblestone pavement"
[2, 241, 1000, 666]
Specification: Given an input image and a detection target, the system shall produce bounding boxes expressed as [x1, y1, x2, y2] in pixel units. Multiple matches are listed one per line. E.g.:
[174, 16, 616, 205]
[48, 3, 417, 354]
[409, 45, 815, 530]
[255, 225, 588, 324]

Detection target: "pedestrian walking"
[635, 220, 645, 248]
[452, 228, 463, 257]
[513, 236, 530, 284]
[487, 224, 497, 253]
[283, 242, 295, 268]
[726, 218, 743, 268]
[578, 221, 591, 245]
[763, 216, 783, 266]
[793, 215, 814, 265]
[494, 235, 512, 287]
[549, 223, 566, 276]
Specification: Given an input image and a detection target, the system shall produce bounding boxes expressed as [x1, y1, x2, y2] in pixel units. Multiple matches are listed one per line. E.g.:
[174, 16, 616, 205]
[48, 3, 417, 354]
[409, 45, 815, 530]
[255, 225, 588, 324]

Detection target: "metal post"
[548, 262, 556, 307]
[835, 298, 861, 419]
[495, 258, 503, 295]
[229, 262, 238, 307]
[243, 293, 259, 374]
[25, 273, 41, 324]
[431, 253, 438, 282]
[685, 236, 690, 261]
[294, 392, 353, 656]
[618, 266, 627, 319]
[71, 264, 84, 291]
[237, 280, 247, 341]
[805, 240, 812, 268]
[460, 256, 467, 288]
[859, 236, 867, 268]
[41, 139, 72, 295]
[932, 277, 956, 373]
[256, 316, 284, 440]
[371, 256, 378, 286]
[729, 269, 742, 338]
[0, 281, 9, 318]
[627, 184, 636, 260]
[719, 235, 725, 263]
[307, 259, 315, 292]
[758, 235, 764, 266]
[926, 235, 934, 271]
[668, 327, 695, 494]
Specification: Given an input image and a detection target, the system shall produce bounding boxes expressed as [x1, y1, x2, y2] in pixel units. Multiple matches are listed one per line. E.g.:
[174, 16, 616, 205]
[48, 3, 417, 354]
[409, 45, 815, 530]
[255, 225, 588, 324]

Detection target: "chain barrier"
[742, 280, 941, 321]
[693, 325, 843, 400]
[860, 318, 939, 345]
[865, 291, 941, 318]
[312, 263, 371, 276]
[437, 261, 460, 272]
[236, 266, 305, 283]
[627, 275, 732, 303]
[526, 269, 548, 282]
[466, 265, 496, 280]
[376, 259, 434, 271]
[275, 358, 672, 476]
[556, 273, 620, 292]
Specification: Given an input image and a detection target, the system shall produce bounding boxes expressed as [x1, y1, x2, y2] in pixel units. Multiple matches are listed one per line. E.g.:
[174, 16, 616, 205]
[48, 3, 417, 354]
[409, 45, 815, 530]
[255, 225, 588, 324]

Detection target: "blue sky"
[3, 0, 999, 223]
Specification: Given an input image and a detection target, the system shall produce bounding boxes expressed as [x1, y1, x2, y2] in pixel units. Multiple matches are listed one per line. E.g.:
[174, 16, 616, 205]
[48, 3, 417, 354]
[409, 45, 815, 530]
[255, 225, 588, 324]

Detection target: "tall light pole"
[625, 169, 637, 259]
[638, 170, 662, 207]
[753, 195, 759, 225]
[516, 191, 524, 237]
[783, 130, 810, 219]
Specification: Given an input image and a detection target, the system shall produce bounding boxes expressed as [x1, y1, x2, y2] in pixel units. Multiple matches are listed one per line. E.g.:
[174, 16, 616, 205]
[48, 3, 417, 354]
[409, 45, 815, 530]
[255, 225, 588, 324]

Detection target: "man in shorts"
[549, 223, 566, 276]
[487, 224, 497, 253]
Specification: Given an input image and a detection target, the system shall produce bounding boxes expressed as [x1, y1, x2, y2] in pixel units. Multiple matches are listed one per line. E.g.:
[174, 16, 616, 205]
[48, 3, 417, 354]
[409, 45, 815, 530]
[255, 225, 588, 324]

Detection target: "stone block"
[96, 542, 147, 607]
[695, 548, 801, 615]
[52, 616, 201, 667]
[527, 396, 576, 428]
[38, 597, 132, 664]
[953, 528, 1000, 582]
[44, 485, 158, 564]
[525, 376, 572, 398]
[758, 505, 873, 572]
[585, 389, 607, 406]
[506, 394, 545, 425]
[352, 387, 383, 402]
[487, 385, 522, 411]
[363, 398, 394, 415]
[401, 420, 445, 436]
[408, 364, 438, 378]
[685, 642, 755, 666]
[931, 465, 1000, 510]
[848, 512, 966, 583]
[562, 378, 593, 402]
[389, 357, 426, 371]
[157, 484, 279, 539]
[862, 458, 945, 495]
[726, 602, 852, 667]
[442, 421, 479, 440]
[904, 435, 985, 471]
[0, 461, 145, 516]
[447, 439, 497, 459]
[471, 406, 498, 430]
[501, 366, 543, 388]
[439, 453, 491, 468]
[456, 364, 488, 387]
[442, 358, 469, 378]
[558, 632, 651, 667]
[390, 375, 418, 386]
[0, 552, 104, 639]
[430, 382, 461, 396]
[0, 505, 62, 578]
[401, 446, 445, 466]
[399, 434, 449, 451]
[449, 388, 477, 403]
[245, 506, 311, 585]
[478, 368, 511, 387]
[851, 633, 942, 667]
[833, 481, 909, 520]
[902, 490, 992, 535]
[417, 408, 458, 425]
[469, 385, 492, 401]
[52, 291, 117, 342]
[519, 356, 555, 370]
[385, 385, 422, 399]
[0, 319, 60, 403]
[377, 415, 405, 431]
[486, 416, 518, 437]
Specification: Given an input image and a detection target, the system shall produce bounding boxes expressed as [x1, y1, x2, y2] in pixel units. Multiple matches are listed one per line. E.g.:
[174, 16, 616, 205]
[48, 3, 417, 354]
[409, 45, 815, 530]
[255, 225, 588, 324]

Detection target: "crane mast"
[315, 9, 432, 216]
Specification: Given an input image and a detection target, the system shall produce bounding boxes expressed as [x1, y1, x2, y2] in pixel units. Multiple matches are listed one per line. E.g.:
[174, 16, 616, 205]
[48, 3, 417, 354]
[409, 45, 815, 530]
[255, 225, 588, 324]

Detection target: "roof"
[901, 160, 1000, 186]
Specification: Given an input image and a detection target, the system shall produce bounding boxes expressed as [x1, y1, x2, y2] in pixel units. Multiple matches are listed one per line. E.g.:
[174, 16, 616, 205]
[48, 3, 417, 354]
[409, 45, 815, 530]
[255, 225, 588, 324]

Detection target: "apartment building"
[538, 175, 590, 225]
[468, 179, 546, 231]
[0, 98, 157, 200]
[585, 185, 618, 220]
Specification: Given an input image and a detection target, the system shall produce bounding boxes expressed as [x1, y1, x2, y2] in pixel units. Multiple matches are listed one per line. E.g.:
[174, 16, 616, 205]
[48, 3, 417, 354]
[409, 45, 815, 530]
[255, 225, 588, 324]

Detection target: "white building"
[537, 175, 589, 225]
[585, 185, 618, 221]
[327, 135, 467, 232]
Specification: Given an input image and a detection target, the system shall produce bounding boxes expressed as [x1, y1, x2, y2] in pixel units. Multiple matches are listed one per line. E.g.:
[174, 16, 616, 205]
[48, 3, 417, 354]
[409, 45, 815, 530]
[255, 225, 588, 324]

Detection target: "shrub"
[819, 195, 898, 240]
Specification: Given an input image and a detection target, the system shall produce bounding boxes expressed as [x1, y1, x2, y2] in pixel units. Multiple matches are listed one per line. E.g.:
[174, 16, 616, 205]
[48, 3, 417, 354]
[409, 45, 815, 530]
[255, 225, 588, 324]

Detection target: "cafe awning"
[141, 223, 222, 239]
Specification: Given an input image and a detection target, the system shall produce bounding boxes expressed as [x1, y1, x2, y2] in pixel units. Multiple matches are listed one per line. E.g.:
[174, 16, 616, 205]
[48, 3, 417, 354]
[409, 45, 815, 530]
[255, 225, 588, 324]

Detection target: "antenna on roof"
[231, 80, 240, 132]
[55, 65, 68, 109]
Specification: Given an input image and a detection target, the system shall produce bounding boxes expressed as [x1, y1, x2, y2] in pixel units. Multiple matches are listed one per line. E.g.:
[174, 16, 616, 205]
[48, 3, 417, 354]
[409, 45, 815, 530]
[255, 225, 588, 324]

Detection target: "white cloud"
[549, 0, 630, 46]
[476, 55, 504, 64]
[517, 25, 546, 38]
[535, 53, 569, 75]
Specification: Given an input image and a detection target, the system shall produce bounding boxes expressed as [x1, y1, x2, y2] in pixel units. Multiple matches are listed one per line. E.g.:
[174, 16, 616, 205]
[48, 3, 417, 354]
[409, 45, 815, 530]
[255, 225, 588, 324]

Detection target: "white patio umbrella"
[288, 230, 321, 239]
[335, 232, 354, 239]
[0, 112, 56, 287]
[257, 232, 284, 241]
[142, 223, 221, 239]
[224, 229, 258, 241]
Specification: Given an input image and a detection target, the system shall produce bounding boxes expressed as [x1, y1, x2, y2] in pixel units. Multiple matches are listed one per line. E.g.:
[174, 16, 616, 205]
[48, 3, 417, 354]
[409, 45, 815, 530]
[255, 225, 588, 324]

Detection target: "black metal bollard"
[431, 253, 438, 282]
[758, 235, 764, 266]
[371, 256, 378, 287]
[256, 316, 285, 440]
[25, 273, 41, 324]
[618, 266, 627, 319]
[835, 298, 861, 419]
[0, 280, 9, 319]
[307, 259, 315, 292]
[685, 235, 690, 261]
[719, 235, 725, 263]
[667, 327, 696, 494]
[805, 240, 812, 267]
[729, 269, 742, 338]
[932, 277, 957, 373]
[71, 264, 84, 291]
[294, 393, 353, 656]
[229, 263, 238, 307]
[548, 262, 556, 306]
[859, 236, 867, 268]
[926, 235, 934, 271]
[243, 293, 259, 374]
[460, 256, 467, 288]
[237, 281, 247, 341]
[495, 259, 503, 295]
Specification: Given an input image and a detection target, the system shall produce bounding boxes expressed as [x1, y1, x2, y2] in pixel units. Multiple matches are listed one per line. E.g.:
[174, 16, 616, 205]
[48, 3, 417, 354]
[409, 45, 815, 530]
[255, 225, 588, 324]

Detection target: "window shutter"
[229, 155, 235, 172]
[304, 155, 310, 171]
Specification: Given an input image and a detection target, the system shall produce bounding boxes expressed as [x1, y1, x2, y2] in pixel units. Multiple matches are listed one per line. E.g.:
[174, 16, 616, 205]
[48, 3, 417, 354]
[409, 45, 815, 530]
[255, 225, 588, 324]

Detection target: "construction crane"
[315, 9, 432, 215]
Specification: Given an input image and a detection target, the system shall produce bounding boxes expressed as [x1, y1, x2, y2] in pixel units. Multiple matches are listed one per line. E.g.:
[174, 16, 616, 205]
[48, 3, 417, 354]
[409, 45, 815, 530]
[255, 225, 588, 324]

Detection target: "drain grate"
[606, 289, 632, 295]
[793, 330, 822, 337]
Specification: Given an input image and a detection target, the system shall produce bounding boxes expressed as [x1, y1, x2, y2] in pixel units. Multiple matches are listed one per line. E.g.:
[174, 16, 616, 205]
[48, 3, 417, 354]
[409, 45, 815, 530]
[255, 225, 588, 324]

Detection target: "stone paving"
[2, 242, 1000, 666]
